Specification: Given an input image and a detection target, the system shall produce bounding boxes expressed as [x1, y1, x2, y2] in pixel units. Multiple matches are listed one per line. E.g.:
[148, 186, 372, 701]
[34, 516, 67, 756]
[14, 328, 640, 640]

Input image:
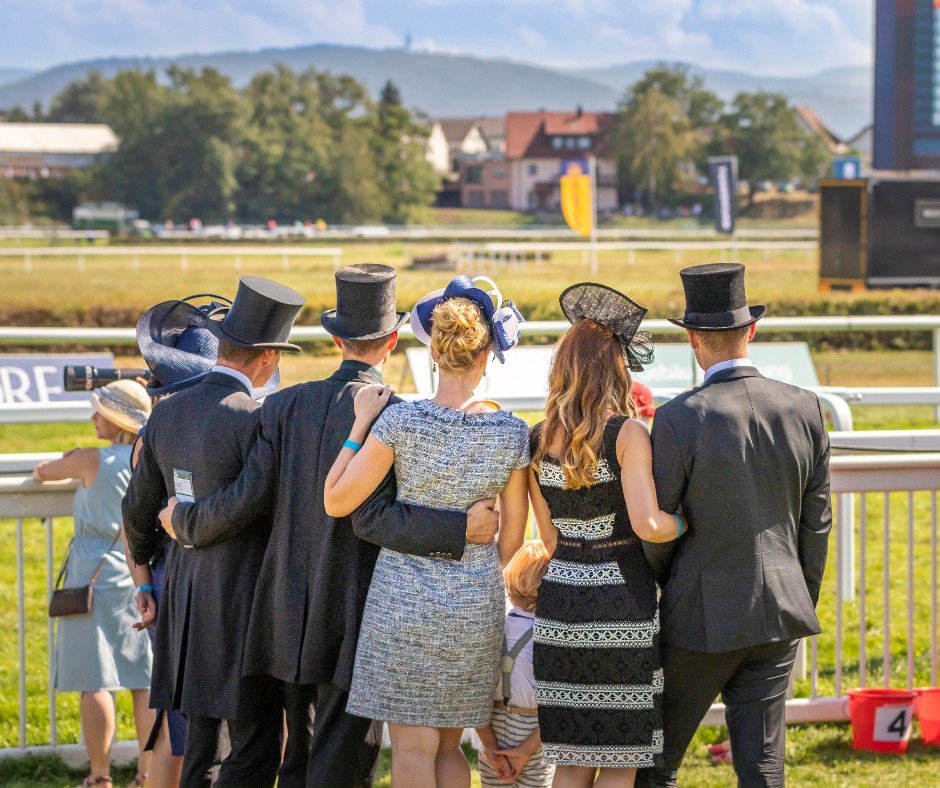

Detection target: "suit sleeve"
[641, 412, 688, 586]
[122, 429, 166, 566]
[798, 398, 832, 606]
[170, 411, 275, 548]
[351, 471, 467, 560]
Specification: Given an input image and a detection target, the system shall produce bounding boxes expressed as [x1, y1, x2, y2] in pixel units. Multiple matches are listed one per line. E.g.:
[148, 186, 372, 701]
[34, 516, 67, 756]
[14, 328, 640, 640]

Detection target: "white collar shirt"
[211, 364, 253, 393]
[704, 357, 755, 382]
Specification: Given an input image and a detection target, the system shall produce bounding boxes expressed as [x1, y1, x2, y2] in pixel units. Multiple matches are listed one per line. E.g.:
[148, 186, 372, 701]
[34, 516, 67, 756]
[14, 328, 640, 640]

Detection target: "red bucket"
[847, 688, 917, 753]
[915, 687, 940, 745]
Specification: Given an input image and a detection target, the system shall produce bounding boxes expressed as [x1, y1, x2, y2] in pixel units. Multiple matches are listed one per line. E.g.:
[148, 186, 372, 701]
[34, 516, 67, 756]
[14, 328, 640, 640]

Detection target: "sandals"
[127, 774, 148, 787]
[80, 777, 113, 787]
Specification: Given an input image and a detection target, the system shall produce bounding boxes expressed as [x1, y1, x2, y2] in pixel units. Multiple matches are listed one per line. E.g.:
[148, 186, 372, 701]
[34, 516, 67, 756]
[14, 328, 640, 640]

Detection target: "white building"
[0, 123, 118, 177]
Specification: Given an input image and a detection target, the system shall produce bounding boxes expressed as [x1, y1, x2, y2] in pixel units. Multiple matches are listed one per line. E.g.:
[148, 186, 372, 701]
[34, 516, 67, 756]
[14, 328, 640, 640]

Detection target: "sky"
[0, 0, 873, 76]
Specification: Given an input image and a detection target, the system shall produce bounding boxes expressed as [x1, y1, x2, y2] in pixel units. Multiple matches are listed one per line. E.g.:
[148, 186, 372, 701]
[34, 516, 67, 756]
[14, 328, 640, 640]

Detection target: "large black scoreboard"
[874, 0, 940, 169]
[820, 178, 940, 288]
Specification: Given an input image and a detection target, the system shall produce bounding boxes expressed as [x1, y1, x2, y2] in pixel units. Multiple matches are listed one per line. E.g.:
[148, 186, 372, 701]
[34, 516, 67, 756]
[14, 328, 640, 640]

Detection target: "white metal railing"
[0, 246, 344, 273]
[1, 450, 938, 761]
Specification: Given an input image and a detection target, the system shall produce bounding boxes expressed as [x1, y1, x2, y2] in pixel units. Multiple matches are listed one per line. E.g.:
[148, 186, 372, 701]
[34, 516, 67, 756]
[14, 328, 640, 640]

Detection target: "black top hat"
[668, 263, 766, 331]
[137, 294, 231, 396]
[560, 282, 654, 372]
[320, 264, 409, 340]
[207, 276, 305, 353]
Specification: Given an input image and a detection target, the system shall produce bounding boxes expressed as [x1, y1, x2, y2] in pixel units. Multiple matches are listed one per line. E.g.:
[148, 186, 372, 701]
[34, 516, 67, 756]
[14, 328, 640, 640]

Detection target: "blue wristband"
[674, 514, 684, 538]
[343, 439, 362, 452]
[137, 584, 153, 593]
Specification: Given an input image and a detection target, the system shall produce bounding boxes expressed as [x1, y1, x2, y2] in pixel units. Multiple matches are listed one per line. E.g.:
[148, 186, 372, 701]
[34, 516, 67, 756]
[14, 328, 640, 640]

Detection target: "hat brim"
[320, 310, 409, 341]
[146, 370, 212, 396]
[90, 392, 145, 434]
[137, 299, 221, 389]
[206, 314, 302, 353]
[667, 304, 766, 331]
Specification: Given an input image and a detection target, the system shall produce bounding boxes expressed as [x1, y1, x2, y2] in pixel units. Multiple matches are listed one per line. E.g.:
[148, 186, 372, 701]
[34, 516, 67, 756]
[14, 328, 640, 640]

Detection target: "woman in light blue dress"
[325, 276, 529, 788]
[34, 380, 154, 788]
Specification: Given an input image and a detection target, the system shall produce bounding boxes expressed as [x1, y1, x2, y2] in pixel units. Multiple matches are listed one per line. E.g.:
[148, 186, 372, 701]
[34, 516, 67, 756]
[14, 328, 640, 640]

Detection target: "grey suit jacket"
[122, 371, 277, 719]
[644, 366, 832, 653]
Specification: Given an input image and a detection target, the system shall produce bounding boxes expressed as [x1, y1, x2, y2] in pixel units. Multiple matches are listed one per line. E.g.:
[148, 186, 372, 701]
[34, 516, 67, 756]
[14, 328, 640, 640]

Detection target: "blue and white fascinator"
[410, 275, 525, 363]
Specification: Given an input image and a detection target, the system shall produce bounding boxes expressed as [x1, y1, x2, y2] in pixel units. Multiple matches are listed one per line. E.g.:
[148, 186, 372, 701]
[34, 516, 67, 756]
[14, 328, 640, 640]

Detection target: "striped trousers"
[478, 708, 554, 787]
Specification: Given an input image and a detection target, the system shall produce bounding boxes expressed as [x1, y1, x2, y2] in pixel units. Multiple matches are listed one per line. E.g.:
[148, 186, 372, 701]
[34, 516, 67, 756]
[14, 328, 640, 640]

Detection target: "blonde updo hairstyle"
[430, 297, 492, 374]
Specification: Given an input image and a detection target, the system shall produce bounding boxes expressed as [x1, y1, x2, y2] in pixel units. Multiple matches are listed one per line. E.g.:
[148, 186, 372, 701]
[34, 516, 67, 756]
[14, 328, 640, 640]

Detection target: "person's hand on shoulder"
[353, 384, 394, 424]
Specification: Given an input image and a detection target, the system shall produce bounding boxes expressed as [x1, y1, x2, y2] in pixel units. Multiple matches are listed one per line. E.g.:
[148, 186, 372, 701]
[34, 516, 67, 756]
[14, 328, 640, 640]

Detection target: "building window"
[578, 136, 591, 150]
[528, 163, 537, 176]
[551, 137, 563, 150]
[465, 166, 483, 184]
[490, 190, 509, 208]
[492, 167, 506, 179]
[565, 137, 577, 149]
[466, 190, 485, 208]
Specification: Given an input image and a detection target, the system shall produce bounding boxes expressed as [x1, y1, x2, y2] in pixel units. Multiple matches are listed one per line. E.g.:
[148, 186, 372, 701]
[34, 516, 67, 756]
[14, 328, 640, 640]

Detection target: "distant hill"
[0, 45, 619, 118]
[0, 45, 871, 138]
[572, 62, 872, 138]
[0, 68, 33, 89]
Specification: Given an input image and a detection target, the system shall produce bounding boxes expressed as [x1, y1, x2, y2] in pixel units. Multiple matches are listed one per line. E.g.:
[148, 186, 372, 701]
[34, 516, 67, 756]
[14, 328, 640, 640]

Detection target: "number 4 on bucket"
[873, 705, 913, 743]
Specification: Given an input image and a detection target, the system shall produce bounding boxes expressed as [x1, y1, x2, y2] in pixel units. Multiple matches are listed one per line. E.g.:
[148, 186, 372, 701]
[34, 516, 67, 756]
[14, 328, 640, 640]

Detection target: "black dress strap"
[602, 415, 629, 478]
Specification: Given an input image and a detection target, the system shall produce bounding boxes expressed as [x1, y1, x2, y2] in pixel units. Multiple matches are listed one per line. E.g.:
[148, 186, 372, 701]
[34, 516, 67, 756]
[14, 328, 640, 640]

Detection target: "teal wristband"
[343, 439, 362, 452]
[674, 514, 684, 538]
[137, 584, 153, 593]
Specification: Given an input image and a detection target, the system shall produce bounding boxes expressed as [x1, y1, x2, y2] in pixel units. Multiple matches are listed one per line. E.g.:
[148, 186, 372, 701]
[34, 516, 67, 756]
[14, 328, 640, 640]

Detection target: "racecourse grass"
[0, 244, 872, 319]
[1, 348, 938, 783]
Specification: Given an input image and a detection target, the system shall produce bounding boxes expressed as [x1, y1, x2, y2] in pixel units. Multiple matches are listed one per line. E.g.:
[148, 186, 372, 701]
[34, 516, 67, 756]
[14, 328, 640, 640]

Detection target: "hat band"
[683, 305, 753, 328]
[332, 311, 399, 333]
[94, 387, 149, 428]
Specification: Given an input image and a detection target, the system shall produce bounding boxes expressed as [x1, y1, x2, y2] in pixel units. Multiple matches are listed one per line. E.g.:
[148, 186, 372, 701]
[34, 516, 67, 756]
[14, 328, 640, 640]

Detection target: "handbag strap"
[89, 530, 122, 587]
[56, 530, 121, 590]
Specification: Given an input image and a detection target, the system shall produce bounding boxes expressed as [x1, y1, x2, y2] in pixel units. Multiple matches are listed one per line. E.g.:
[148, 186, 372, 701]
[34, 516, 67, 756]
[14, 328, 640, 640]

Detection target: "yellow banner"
[560, 165, 593, 237]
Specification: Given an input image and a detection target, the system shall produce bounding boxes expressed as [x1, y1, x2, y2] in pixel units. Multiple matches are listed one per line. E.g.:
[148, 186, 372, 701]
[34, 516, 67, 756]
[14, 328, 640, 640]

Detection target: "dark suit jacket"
[644, 365, 831, 653]
[170, 361, 468, 689]
[122, 371, 277, 719]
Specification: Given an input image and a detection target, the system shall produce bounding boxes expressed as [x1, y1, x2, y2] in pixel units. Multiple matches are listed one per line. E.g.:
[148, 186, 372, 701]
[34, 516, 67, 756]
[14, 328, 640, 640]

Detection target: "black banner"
[708, 156, 738, 235]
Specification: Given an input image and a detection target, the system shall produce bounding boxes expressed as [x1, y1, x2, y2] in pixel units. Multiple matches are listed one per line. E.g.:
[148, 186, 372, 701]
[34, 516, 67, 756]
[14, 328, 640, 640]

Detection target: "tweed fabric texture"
[532, 417, 664, 768]
[347, 399, 529, 727]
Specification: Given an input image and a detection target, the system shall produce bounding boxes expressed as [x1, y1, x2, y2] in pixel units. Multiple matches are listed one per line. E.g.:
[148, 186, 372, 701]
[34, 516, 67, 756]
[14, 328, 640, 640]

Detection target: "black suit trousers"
[279, 681, 383, 788]
[635, 639, 800, 788]
[181, 712, 281, 788]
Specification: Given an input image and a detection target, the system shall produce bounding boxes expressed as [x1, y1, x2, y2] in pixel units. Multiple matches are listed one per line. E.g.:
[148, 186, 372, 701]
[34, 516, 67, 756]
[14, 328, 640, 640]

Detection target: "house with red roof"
[459, 108, 618, 212]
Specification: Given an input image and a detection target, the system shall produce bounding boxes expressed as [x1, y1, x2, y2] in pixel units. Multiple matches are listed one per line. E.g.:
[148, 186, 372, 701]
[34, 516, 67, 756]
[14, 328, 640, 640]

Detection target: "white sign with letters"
[0, 353, 115, 403]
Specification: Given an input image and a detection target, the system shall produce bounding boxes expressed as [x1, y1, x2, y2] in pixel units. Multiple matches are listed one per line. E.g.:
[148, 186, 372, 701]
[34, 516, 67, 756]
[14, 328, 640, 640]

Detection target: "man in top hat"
[635, 263, 831, 788]
[161, 263, 500, 787]
[124, 276, 306, 787]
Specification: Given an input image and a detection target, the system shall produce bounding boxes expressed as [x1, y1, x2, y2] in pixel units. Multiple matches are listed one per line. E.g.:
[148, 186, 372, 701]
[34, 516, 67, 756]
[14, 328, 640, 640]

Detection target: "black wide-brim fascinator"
[559, 283, 654, 372]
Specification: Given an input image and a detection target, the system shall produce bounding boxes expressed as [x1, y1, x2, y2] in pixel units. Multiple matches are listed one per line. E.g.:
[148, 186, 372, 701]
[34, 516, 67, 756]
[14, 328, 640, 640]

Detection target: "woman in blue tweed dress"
[325, 276, 529, 788]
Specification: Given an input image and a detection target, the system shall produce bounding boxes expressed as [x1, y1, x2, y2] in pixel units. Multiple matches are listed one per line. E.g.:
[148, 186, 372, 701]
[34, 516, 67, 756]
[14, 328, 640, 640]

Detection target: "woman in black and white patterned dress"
[529, 284, 684, 788]
[325, 276, 529, 788]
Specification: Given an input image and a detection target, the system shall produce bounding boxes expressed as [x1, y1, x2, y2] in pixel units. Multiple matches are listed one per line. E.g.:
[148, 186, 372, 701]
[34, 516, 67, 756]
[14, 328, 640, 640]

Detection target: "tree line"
[1, 65, 438, 225]
[0, 62, 833, 225]
[611, 64, 832, 211]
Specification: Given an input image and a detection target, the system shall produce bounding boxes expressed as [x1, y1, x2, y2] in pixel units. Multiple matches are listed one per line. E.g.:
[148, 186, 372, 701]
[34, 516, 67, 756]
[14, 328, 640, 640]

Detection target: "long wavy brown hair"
[533, 318, 636, 490]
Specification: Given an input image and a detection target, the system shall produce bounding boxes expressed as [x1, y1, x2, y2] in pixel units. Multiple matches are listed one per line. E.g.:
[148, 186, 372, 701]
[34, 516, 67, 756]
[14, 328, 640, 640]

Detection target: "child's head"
[503, 539, 551, 612]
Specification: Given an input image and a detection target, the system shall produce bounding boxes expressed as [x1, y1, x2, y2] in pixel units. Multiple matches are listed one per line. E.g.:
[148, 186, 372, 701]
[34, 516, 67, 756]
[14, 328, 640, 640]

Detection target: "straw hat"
[90, 380, 152, 435]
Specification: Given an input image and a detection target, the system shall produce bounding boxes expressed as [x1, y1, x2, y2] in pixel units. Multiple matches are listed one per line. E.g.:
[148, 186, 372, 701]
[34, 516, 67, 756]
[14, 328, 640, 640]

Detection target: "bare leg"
[130, 689, 154, 781]
[388, 723, 439, 788]
[435, 728, 470, 788]
[80, 691, 116, 780]
[553, 765, 597, 788]
[147, 716, 183, 788]
[594, 767, 637, 788]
